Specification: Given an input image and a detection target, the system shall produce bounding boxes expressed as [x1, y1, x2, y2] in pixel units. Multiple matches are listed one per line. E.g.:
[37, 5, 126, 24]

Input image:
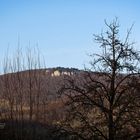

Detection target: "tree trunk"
[109, 110, 114, 140]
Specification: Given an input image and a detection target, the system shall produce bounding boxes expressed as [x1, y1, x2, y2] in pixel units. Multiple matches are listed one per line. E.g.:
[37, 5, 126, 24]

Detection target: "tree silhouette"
[59, 19, 140, 140]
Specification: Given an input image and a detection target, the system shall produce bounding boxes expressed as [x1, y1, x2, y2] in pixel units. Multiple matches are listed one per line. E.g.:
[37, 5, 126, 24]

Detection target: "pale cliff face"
[51, 70, 60, 77]
[62, 71, 73, 76]
[45, 68, 76, 77]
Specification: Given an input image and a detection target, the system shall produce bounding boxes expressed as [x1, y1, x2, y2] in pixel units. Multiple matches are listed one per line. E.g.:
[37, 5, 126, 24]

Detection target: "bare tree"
[59, 19, 140, 140]
[0, 47, 49, 140]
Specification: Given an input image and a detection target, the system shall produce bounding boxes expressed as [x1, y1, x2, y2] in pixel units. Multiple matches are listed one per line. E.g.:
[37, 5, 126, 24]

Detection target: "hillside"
[0, 67, 83, 122]
[0, 67, 85, 139]
[0, 67, 140, 140]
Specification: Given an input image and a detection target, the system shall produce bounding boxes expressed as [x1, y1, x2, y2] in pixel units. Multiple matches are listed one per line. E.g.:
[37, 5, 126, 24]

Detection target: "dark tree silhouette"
[59, 19, 140, 140]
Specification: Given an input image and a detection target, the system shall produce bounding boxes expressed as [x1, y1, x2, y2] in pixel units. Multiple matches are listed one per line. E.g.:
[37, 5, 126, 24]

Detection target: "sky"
[0, 0, 140, 70]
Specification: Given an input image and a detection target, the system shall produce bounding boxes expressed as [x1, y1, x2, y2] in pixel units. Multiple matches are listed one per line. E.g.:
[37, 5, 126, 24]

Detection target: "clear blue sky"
[0, 0, 140, 69]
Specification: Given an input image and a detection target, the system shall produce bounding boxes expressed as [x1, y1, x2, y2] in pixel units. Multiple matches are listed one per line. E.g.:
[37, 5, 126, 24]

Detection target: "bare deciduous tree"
[59, 19, 140, 140]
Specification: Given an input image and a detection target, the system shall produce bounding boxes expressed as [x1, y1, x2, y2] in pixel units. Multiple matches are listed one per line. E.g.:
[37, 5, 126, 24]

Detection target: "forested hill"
[0, 67, 84, 139]
[0, 67, 83, 122]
